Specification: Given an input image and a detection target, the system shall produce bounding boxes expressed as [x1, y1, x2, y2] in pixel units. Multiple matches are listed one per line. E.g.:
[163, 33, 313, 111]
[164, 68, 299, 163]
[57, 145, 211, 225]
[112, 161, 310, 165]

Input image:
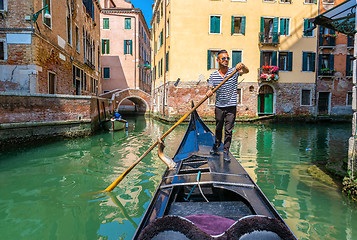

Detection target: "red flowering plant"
[260, 65, 279, 81]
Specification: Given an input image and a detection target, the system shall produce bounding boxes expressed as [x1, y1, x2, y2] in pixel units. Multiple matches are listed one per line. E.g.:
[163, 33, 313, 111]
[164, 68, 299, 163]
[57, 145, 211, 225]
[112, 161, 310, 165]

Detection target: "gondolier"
[206, 50, 249, 161]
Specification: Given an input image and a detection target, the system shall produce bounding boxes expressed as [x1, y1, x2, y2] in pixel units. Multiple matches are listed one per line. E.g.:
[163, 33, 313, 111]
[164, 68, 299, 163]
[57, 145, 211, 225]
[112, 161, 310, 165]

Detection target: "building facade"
[100, 0, 151, 95]
[0, 0, 101, 96]
[151, 0, 320, 120]
[316, 0, 354, 115]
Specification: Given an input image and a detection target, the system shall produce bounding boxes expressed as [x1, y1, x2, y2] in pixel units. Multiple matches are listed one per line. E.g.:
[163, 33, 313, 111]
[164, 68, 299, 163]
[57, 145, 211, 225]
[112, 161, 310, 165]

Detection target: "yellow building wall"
[152, 0, 319, 87]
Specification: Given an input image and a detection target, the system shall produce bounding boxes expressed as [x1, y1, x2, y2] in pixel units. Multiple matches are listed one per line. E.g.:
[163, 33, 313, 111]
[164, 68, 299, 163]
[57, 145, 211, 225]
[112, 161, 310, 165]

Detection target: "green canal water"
[1, 116, 357, 240]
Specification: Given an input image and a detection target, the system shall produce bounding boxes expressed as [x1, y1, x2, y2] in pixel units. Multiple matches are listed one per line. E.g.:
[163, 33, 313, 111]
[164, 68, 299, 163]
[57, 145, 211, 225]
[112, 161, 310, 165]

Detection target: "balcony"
[319, 34, 336, 49]
[259, 32, 279, 46]
[258, 66, 279, 82]
[318, 68, 335, 78]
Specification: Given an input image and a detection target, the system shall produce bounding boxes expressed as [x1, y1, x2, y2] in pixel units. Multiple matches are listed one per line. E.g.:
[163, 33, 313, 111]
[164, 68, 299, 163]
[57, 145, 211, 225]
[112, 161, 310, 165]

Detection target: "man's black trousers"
[214, 106, 236, 152]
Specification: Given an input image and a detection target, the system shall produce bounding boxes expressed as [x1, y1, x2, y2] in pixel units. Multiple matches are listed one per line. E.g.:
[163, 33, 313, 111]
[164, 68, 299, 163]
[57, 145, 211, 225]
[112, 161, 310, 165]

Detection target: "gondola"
[133, 109, 297, 240]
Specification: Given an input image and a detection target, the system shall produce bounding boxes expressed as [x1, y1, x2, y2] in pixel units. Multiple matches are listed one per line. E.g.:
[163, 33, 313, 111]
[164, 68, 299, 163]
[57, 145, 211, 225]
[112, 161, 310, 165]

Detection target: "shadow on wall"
[101, 56, 129, 91]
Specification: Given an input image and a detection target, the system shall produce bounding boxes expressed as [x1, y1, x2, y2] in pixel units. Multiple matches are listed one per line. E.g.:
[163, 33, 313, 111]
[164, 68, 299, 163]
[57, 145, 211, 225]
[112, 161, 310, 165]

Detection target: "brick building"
[0, 0, 101, 96]
[316, 0, 354, 115]
[100, 0, 151, 95]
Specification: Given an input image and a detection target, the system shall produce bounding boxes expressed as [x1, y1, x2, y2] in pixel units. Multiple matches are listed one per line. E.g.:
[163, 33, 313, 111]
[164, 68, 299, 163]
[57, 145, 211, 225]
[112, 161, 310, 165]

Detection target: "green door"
[258, 93, 274, 114]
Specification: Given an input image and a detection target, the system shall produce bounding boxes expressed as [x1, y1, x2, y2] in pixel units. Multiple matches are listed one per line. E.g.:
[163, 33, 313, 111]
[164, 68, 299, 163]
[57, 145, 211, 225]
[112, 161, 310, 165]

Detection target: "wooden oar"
[103, 65, 243, 192]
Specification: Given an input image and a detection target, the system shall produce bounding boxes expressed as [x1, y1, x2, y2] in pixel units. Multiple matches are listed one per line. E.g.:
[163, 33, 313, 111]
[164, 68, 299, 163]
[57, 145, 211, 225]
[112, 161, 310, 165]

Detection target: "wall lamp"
[32, 5, 51, 23]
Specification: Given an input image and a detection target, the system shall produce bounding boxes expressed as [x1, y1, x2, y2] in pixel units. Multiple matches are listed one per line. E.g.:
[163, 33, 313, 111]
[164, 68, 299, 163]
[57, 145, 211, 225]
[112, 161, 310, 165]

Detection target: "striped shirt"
[208, 67, 240, 107]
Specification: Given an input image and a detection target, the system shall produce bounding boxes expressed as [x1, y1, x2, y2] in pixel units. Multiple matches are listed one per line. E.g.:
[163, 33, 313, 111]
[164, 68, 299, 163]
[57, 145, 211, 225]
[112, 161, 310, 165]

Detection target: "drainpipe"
[314, 1, 321, 116]
[163, 0, 167, 117]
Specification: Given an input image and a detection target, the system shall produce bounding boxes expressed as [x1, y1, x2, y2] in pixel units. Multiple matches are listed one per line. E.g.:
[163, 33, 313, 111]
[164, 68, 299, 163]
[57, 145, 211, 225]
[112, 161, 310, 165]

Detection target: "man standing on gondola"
[206, 50, 249, 161]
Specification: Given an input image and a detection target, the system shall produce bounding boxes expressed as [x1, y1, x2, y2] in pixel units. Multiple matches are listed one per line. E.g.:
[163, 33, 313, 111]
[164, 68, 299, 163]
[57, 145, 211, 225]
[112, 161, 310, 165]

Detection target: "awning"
[310, 0, 356, 36]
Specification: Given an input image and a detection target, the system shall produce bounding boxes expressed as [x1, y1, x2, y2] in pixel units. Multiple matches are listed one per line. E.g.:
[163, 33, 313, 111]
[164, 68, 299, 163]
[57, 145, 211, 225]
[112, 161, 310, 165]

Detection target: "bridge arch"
[114, 88, 151, 113]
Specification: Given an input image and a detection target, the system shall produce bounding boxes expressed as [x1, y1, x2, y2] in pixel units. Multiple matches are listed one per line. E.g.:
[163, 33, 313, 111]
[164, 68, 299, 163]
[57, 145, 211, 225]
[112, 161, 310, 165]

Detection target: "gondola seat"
[137, 215, 296, 240]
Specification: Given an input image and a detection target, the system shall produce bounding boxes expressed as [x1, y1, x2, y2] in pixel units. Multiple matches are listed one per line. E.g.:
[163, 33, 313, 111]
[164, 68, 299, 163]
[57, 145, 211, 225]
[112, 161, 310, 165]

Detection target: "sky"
[129, 0, 154, 26]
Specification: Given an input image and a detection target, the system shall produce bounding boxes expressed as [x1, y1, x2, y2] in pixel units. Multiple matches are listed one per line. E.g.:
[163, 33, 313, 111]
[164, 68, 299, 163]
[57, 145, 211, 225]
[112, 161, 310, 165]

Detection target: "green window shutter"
[101, 40, 104, 54]
[215, 16, 220, 33]
[329, 54, 334, 69]
[241, 17, 246, 35]
[129, 40, 132, 54]
[124, 40, 127, 54]
[260, 51, 263, 67]
[161, 58, 163, 75]
[160, 31, 163, 46]
[232, 51, 242, 68]
[207, 50, 211, 70]
[302, 52, 307, 71]
[273, 17, 279, 33]
[346, 55, 351, 75]
[272, 51, 277, 66]
[231, 16, 235, 35]
[311, 53, 316, 72]
[166, 52, 169, 72]
[287, 52, 293, 71]
[260, 17, 265, 32]
[318, 54, 323, 74]
[280, 18, 285, 35]
[155, 41, 157, 54]
[104, 68, 110, 78]
[125, 18, 131, 29]
[303, 19, 308, 36]
[103, 18, 109, 29]
[106, 40, 110, 54]
[210, 16, 220, 33]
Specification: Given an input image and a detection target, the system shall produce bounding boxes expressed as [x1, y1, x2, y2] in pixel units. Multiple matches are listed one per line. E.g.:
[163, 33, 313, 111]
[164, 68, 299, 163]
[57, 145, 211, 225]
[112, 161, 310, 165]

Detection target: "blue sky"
[129, 0, 154, 27]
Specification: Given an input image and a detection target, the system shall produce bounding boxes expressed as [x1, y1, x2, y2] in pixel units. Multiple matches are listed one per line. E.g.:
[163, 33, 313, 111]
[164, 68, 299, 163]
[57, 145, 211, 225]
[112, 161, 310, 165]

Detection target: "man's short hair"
[218, 50, 228, 57]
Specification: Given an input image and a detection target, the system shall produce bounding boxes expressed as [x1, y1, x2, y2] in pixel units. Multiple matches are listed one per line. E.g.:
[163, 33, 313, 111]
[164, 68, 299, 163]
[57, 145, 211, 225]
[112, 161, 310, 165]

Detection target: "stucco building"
[315, 0, 354, 115]
[100, 0, 151, 95]
[0, 0, 101, 96]
[151, 0, 320, 120]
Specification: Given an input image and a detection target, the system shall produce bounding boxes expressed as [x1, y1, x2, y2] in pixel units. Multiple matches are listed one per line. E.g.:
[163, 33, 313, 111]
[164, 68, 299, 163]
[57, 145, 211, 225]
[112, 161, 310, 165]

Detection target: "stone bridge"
[112, 88, 151, 113]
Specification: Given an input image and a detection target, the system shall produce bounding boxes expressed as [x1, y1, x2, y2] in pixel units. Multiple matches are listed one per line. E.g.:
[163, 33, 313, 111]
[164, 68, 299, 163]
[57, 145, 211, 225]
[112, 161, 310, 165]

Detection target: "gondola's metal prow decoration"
[157, 137, 176, 169]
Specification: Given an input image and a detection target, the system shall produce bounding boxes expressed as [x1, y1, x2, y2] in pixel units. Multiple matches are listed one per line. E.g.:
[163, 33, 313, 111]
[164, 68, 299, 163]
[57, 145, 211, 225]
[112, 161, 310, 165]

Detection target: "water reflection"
[0, 117, 356, 240]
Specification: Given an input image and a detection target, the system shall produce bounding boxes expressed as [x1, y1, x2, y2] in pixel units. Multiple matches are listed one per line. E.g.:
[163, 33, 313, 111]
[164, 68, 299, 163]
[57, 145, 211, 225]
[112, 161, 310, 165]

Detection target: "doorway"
[258, 85, 274, 115]
[318, 92, 330, 115]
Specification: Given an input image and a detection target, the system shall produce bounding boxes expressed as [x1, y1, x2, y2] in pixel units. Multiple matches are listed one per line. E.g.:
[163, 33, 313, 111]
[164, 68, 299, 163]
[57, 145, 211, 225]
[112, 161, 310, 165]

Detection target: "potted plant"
[320, 68, 335, 76]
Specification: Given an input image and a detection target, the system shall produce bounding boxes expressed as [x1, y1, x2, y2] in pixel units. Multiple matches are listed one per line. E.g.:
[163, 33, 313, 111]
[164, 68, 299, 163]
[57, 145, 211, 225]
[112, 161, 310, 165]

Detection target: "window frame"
[278, 52, 289, 71]
[303, 18, 315, 37]
[208, 49, 221, 70]
[66, 3, 72, 46]
[103, 18, 110, 30]
[347, 91, 353, 106]
[0, 0, 7, 11]
[304, 0, 317, 4]
[209, 15, 222, 35]
[302, 52, 316, 72]
[322, 0, 335, 4]
[75, 25, 80, 53]
[237, 88, 243, 106]
[232, 15, 245, 35]
[301, 89, 312, 106]
[125, 18, 132, 30]
[48, 71, 56, 94]
[231, 49, 243, 68]
[280, 0, 292, 3]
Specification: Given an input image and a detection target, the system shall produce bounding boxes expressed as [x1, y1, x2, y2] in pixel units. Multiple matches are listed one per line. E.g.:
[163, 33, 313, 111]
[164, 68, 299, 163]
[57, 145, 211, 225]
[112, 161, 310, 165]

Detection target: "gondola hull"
[132, 110, 296, 239]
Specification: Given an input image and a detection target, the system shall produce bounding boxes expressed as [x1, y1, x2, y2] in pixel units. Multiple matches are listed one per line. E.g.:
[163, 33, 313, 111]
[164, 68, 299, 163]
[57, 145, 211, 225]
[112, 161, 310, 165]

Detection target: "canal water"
[0, 116, 357, 240]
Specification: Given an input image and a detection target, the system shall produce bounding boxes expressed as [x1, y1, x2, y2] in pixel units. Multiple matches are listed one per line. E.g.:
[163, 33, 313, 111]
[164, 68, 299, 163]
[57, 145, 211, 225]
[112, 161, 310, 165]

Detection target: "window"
[102, 39, 109, 54]
[347, 92, 353, 106]
[207, 50, 220, 70]
[303, 19, 314, 37]
[231, 16, 246, 35]
[83, 0, 95, 21]
[304, 0, 317, 3]
[210, 15, 221, 34]
[232, 50, 242, 68]
[279, 18, 290, 36]
[160, 58, 163, 76]
[301, 89, 311, 106]
[0, 0, 6, 10]
[166, 52, 169, 72]
[160, 30, 163, 46]
[84, 73, 87, 91]
[0, 40, 6, 60]
[103, 18, 109, 29]
[319, 54, 334, 72]
[158, 61, 161, 78]
[103, 67, 110, 79]
[278, 52, 293, 71]
[322, 0, 334, 3]
[280, 0, 291, 3]
[260, 51, 277, 67]
[43, 0, 51, 27]
[237, 88, 242, 105]
[125, 18, 131, 29]
[346, 55, 354, 76]
[124, 40, 132, 54]
[75, 26, 80, 52]
[302, 52, 316, 72]
[67, 4, 72, 45]
[73, 66, 83, 94]
[48, 72, 56, 94]
[167, 18, 169, 37]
